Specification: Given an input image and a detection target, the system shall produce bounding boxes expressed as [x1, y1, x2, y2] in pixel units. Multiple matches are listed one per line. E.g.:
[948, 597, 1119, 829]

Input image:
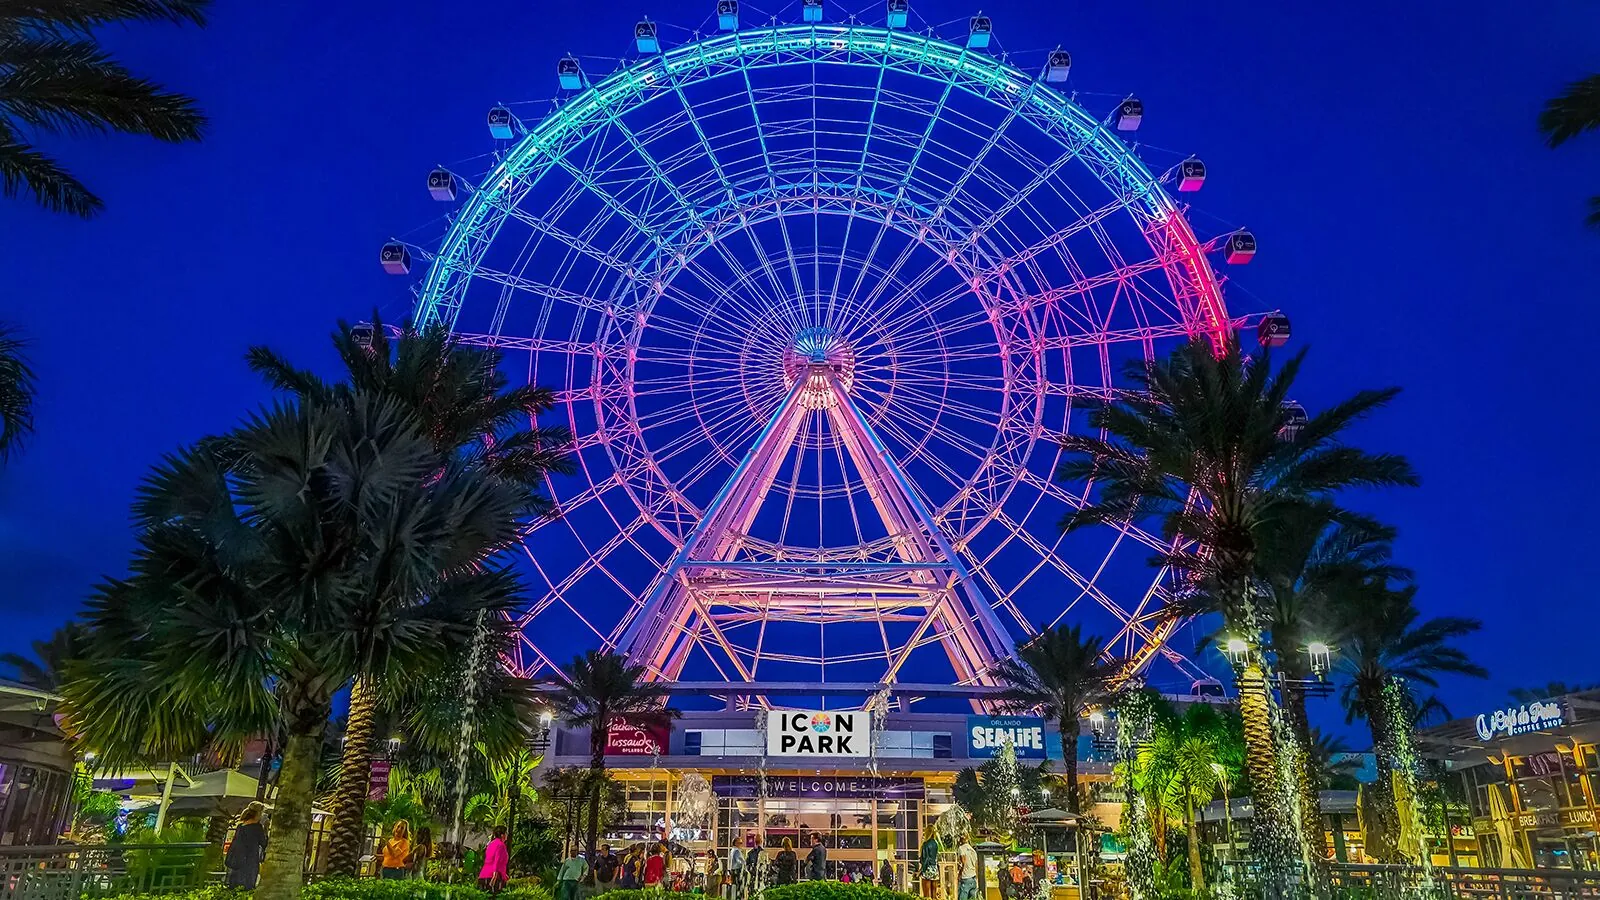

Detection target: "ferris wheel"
[386, 4, 1282, 696]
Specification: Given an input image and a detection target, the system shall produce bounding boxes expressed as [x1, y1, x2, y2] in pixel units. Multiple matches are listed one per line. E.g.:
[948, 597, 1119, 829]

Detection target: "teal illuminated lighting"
[417, 24, 1213, 329]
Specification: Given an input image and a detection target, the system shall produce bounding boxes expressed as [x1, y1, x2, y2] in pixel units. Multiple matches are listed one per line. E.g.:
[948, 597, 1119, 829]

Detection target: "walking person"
[726, 843, 746, 900]
[594, 843, 619, 892]
[919, 828, 943, 899]
[481, 826, 512, 896]
[957, 836, 979, 900]
[806, 834, 828, 882]
[881, 857, 896, 890]
[743, 835, 766, 899]
[774, 838, 798, 885]
[224, 801, 268, 889]
[380, 821, 413, 880]
[706, 852, 722, 897]
[555, 847, 587, 900]
[644, 843, 667, 891]
[411, 826, 434, 880]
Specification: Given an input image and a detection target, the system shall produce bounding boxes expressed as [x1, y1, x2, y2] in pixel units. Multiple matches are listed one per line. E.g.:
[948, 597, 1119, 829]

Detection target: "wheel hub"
[780, 326, 856, 409]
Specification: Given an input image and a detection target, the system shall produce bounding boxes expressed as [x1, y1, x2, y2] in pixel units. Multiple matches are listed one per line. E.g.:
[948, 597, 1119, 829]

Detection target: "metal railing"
[0, 843, 216, 900]
[1328, 863, 1600, 900]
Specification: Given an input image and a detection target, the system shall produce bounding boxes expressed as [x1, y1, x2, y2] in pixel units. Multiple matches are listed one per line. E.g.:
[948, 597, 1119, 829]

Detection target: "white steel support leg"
[613, 363, 1018, 688]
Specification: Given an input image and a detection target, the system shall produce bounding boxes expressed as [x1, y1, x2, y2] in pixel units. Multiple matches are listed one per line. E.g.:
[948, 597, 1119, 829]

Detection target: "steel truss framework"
[408, 21, 1256, 694]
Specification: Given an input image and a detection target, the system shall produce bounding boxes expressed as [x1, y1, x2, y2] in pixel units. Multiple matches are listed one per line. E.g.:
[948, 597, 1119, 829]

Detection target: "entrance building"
[535, 694, 1105, 888]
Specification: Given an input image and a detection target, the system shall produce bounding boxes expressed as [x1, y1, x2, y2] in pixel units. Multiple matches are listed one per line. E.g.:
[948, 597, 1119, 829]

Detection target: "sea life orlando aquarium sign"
[1476, 699, 1565, 740]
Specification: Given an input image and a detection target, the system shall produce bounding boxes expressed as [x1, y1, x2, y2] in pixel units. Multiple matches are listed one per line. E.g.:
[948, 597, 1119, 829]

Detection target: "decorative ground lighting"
[386, 735, 404, 755]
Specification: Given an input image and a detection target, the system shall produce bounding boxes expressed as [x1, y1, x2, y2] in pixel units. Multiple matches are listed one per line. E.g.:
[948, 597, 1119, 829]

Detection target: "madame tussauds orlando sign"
[767, 710, 869, 756]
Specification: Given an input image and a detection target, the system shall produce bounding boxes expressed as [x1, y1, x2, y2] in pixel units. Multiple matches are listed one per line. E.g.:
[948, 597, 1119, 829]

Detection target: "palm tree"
[0, 1, 208, 217]
[1335, 583, 1485, 863]
[1539, 74, 1600, 228]
[0, 622, 82, 690]
[1138, 703, 1227, 891]
[1057, 336, 1416, 872]
[63, 394, 533, 900]
[550, 650, 676, 864]
[994, 624, 1116, 814]
[1251, 508, 1409, 872]
[248, 316, 572, 875]
[0, 324, 34, 461]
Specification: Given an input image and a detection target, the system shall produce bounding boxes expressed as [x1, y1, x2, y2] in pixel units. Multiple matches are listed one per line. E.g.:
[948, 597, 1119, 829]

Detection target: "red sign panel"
[368, 760, 391, 801]
[605, 719, 670, 756]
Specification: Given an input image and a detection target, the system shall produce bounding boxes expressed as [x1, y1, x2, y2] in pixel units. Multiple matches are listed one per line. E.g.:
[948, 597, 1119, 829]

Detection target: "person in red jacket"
[645, 842, 668, 889]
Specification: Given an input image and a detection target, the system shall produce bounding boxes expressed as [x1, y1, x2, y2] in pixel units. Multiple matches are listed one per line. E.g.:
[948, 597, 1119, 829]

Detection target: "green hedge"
[303, 877, 551, 900]
[590, 892, 698, 900]
[763, 884, 921, 900]
[86, 889, 246, 900]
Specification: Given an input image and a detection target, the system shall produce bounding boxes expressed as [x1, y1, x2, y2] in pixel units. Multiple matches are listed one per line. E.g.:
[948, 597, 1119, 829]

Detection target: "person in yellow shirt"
[380, 820, 413, 879]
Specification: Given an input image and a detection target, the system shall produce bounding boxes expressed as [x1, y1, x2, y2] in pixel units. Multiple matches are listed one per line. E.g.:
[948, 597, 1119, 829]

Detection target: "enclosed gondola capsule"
[487, 106, 515, 140]
[1177, 158, 1206, 192]
[351, 323, 375, 350]
[1115, 97, 1143, 131]
[1224, 231, 1257, 264]
[1256, 312, 1291, 348]
[802, 0, 823, 23]
[717, 0, 738, 30]
[635, 21, 659, 53]
[380, 243, 411, 275]
[1045, 49, 1071, 83]
[1279, 402, 1308, 440]
[967, 15, 992, 48]
[558, 57, 583, 90]
[886, 0, 908, 28]
[427, 168, 456, 202]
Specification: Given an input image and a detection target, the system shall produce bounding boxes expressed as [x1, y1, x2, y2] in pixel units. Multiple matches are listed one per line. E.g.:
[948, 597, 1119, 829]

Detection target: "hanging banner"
[766, 710, 869, 756]
[967, 715, 1047, 759]
[367, 760, 391, 801]
[606, 718, 671, 756]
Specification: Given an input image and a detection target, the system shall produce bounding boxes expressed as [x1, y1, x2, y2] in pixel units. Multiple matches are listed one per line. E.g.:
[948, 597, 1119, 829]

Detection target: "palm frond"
[0, 35, 205, 140]
[0, 322, 36, 458]
[1540, 73, 1600, 148]
[0, 1, 208, 32]
[0, 128, 99, 215]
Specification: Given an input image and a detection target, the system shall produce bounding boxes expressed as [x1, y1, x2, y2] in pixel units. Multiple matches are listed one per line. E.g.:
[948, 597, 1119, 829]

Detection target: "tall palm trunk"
[257, 711, 328, 900]
[1282, 681, 1328, 891]
[1061, 714, 1082, 814]
[585, 715, 607, 864]
[1357, 684, 1401, 863]
[1236, 662, 1293, 870]
[325, 677, 379, 875]
[1185, 790, 1203, 890]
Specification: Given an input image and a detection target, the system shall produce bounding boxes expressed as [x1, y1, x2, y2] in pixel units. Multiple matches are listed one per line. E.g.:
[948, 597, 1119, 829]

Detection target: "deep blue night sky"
[3, 1, 1597, 734]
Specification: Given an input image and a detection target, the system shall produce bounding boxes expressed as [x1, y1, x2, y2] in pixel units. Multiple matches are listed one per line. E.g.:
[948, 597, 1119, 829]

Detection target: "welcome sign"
[766, 710, 869, 756]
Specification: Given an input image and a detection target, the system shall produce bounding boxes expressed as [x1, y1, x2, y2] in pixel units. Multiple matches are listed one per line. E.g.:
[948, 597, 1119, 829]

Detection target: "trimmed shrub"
[304, 877, 487, 900]
[88, 889, 247, 900]
[764, 884, 921, 900]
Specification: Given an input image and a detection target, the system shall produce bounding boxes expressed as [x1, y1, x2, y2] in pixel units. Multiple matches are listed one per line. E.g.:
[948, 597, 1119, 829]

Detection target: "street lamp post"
[1212, 763, 1234, 860]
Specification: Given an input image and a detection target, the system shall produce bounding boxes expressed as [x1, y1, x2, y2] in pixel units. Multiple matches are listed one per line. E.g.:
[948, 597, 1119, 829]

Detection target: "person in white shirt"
[957, 836, 979, 900]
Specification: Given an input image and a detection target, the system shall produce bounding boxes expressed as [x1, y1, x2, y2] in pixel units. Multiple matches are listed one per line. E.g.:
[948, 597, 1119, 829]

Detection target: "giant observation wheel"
[391, 6, 1274, 695]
